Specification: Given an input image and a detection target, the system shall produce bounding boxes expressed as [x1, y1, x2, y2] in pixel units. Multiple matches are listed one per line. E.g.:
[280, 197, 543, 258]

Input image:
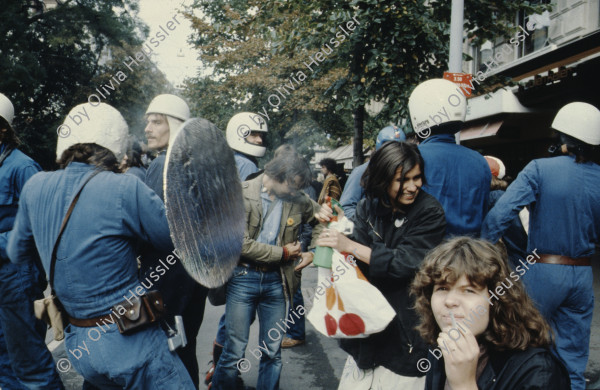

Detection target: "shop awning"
[459, 121, 503, 142]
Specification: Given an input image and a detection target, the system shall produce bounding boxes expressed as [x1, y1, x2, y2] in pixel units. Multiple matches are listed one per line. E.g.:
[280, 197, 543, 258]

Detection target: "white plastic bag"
[307, 250, 396, 338]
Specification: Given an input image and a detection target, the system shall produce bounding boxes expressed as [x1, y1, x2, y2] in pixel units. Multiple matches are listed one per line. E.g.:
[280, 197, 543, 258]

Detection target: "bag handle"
[49, 169, 101, 289]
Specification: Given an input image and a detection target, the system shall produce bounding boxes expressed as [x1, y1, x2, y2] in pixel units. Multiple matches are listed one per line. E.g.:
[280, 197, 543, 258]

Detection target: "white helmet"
[0, 93, 15, 131]
[146, 94, 190, 121]
[146, 94, 190, 147]
[56, 103, 129, 161]
[551, 102, 600, 146]
[408, 78, 466, 135]
[226, 112, 268, 157]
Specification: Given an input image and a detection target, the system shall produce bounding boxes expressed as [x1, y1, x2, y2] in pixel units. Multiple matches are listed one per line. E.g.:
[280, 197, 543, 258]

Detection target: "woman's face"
[387, 164, 422, 206]
[431, 274, 490, 336]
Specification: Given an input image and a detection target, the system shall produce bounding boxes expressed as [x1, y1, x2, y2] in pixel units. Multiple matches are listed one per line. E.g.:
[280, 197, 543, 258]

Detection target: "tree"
[184, 0, 354, 162]
[185, 0, 549, 167]
[0, 0, 171, 169]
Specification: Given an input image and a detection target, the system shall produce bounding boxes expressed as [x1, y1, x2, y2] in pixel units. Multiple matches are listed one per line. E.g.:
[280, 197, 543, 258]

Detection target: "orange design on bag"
[355, 267, 368, 281]
[326, 286, 336, 310]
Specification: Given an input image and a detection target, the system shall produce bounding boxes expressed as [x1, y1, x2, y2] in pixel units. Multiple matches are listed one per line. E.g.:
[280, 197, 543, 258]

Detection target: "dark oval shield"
[165, 118, 244, 288]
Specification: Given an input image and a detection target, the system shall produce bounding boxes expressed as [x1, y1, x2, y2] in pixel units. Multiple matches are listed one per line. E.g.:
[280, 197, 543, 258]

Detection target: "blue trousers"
[65, 322, 194, 389]
[212, 266, 286, 390]
[0, 261, 64, 390]
[0, 324, 27, 389]
[522, 263, 593, 390]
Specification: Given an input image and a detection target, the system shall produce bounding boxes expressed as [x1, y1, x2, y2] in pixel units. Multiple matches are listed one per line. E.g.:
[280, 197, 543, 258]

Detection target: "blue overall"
[0, 146, 64, 390]
[482, 155, 600, 390]
[418, 134, 491, 236]
[339, 162, 368, 220]
[234, 152, 258, 182]
[7, 162, 194, 389]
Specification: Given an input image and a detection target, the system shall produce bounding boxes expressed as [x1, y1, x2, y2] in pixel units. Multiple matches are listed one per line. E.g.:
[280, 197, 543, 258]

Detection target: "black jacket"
[425, 347, 571, 390]
[340, 191, 446, 376]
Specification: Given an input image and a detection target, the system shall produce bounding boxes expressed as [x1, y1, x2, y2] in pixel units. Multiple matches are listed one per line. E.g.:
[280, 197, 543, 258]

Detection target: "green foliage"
[0, 0, 170, 169]
[185, 0, 548, 165]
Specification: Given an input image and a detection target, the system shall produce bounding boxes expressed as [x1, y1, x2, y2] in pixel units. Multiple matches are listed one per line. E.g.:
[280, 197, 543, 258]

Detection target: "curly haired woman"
[411, 237, 570, 390]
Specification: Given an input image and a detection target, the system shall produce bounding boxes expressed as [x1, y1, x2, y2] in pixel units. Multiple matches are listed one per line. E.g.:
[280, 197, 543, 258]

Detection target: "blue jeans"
[65, 322, 194, 389]
[212, 266, 286, 390]
[522, 264, 593, 390]
[285, 283, 305, 340]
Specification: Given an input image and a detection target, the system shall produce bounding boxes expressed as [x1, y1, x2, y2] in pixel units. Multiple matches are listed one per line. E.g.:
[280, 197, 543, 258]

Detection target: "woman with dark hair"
[411, 237, 570, 390]
[7, 103, 194, 389]
[317, 157, 342, 204]
[119, 139, 147, 181]
[315, 142, 446, 389]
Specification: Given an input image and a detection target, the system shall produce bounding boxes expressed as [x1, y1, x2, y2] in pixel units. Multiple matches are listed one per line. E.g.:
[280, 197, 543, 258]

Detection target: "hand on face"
[431, 274, 490, 390]
[437, 324, 480, 390]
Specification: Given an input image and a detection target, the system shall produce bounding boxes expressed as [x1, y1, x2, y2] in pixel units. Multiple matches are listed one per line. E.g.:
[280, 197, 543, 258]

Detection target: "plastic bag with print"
[307, 250, 395, 338]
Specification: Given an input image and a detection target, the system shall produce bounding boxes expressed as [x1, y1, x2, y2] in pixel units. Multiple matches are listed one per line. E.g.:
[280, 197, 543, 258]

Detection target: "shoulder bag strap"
[48, 169, 101, 289]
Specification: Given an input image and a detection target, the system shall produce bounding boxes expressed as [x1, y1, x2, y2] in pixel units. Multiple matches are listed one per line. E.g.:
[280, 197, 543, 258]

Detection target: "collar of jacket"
[373, 193, 421, 219]
[419, 133, 456, 145]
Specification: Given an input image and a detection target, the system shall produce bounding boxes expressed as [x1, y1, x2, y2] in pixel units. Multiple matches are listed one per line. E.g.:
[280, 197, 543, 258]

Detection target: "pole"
[448, 0, 464, 73]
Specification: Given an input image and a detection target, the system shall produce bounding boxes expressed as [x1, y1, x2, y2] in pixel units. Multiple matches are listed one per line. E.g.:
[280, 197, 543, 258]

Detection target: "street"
[51, 257, 600, 389]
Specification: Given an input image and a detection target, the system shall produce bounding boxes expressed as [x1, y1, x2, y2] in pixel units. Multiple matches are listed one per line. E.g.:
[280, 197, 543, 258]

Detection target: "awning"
[459, 121, 503, 142]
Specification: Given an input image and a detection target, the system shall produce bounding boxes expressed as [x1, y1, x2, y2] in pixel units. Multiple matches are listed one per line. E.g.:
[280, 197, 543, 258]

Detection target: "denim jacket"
[7, 162, 173, 318]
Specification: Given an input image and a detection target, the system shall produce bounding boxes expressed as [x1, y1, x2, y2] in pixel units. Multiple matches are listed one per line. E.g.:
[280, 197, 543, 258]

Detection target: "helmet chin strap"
[167, 117, 185, 146]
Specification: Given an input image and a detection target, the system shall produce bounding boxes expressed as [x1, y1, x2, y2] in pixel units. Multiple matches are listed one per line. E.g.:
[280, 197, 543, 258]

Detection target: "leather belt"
[537, 254, 591, 267]
[69, 313, 115, 327]
[239, 261, 279, 272]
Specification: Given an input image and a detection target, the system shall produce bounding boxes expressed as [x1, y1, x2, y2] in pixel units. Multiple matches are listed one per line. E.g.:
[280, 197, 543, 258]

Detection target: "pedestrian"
[339, 125, 406, 219]
[317, 158, 342, 204]
[315, 141, 446, 389]
[7, 102, 194, 389]
[211, 151, 321, 390]
[143, 94, 208, 388]
[411, 237, 571, 390]
[409, 78, 491, 236]
[481, 102, 600, 390]
[206, 111, 270, 389]
[0, 92, 65, 390]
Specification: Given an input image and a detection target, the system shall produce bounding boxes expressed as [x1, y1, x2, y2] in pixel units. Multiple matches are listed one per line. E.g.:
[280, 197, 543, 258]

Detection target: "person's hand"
[437, 324, 480, 390]
[295, 252, 314, 271]
[315, 203, 346, 224]
[316, 228, 351, 253]
[283, 241, 301, 260]
[315, 203, 334, 224]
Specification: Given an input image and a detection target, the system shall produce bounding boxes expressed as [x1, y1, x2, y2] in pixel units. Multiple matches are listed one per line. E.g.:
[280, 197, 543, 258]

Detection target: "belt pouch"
[114, 290, 165, 334]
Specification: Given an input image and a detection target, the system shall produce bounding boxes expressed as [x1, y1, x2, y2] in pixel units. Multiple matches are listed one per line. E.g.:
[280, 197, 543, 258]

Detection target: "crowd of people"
[0, 75, 597, 390]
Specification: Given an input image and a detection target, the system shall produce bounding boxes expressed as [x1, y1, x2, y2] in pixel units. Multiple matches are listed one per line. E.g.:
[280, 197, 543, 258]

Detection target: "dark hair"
[57, 143, 120, 172]
[319, 158, 337, 174]
[264, 152, 311, 190]
[124, 140, 145, 169]
[361, 142, 425, 206]
[411, 237, 553, 351]
[561, 133, 596, 163]
[0, 119, 21, 146]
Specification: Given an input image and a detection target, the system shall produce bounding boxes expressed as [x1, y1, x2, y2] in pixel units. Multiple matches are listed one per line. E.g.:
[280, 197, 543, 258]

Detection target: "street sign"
[444, 72, 474, 97]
